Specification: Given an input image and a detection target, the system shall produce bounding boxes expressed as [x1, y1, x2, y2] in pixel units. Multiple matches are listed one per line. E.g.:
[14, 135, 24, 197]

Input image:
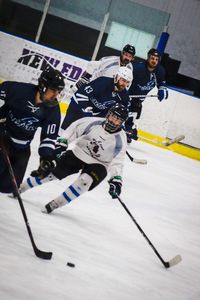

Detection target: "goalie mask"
[104, 103, 128, 133]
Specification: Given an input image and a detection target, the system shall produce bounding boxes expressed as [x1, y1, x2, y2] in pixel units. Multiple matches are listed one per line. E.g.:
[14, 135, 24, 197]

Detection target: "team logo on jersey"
[27, 101, 40, 113]
[9, 111, 39, 131]
[138, 79, 155, 91]
[87, 139, 104, 158]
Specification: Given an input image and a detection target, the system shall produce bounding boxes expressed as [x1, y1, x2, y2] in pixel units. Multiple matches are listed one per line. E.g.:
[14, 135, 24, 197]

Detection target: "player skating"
[20, 104, 128, 214]
[0, 68, 65, 193]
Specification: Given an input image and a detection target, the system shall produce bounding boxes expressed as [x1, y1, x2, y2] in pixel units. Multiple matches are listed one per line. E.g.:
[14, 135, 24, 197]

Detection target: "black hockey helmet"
[147, 48, 161, 60]
[104, 103, 128, 133]
[122, 44, 136, 56]
[38, 68, 65, 94]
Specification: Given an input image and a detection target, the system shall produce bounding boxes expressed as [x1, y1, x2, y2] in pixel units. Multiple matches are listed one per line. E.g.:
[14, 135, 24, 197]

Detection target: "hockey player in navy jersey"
[0, 68, 65, 193]
[61, 66, 133, 130]
[126, 48, 168, 143]
[20, 103, 128, 214]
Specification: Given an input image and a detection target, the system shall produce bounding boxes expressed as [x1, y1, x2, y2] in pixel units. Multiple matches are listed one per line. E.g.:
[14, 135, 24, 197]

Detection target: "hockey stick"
[129, 94, 157, 99]
[0, 140, 52, 260]
[138, 135, 185, 147]
[126, 150, 147, 165]
[116, 196, 182, 268]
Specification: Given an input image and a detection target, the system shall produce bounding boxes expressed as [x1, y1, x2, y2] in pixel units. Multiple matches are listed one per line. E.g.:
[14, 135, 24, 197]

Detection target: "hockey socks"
[42, 173, 93, 214]
[20, 173, 57, 193]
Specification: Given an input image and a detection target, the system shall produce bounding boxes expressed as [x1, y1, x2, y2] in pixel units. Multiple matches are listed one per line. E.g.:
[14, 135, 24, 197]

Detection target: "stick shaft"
[117, 196, 169, 268]
[0, 139, 52, 259]
[129, 94, 157, 99]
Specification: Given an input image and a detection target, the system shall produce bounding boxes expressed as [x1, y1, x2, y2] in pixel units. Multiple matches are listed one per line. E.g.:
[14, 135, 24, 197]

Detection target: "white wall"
[131, 0, 200, 81]
[0, 31, 199, 148]
[137, 87, 200, 148]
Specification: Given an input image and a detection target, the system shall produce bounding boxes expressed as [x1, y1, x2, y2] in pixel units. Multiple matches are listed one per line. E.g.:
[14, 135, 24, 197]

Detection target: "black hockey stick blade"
[33, 243, 53, 260]
[16, 193, 53, 260]
[116, 196, 182, 269]
[126, 151, 147, 164]
[164, 254, 182, 268]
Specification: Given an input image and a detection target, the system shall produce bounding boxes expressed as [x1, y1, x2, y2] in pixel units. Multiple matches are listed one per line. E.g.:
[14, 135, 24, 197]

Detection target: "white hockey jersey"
[59, 117, 127, 178]
[86, 56, 133, 83]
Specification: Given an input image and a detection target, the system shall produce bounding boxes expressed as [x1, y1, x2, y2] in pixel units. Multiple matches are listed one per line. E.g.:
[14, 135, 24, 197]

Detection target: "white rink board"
[0, 31, 88, 102]
[0, 31, 200, 148]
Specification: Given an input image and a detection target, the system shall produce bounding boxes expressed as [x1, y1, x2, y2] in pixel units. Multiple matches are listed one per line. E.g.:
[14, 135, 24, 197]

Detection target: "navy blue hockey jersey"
[61, 76, 130, 130]
[73, 76, 130, 116]
[0, 81, 61, 159]
[129, 61, 167, 98]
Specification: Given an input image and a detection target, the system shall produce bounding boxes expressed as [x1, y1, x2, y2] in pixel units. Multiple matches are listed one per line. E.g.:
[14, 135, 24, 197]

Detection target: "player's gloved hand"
[157, 86, 168, 101]
[108, 176, 122, 199]
[0, 117, 6, 137]
[76, 76, 90, 89]
[126, 128, 138, 144]
[54, 137, 68, 159]
[30, 159, 56, 179]
[68, 75, 91, 97]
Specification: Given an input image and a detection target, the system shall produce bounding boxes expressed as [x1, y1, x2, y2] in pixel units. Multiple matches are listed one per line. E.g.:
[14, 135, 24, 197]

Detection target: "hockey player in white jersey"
[70, 44, 135, 94]
[20, 103, 128, 214]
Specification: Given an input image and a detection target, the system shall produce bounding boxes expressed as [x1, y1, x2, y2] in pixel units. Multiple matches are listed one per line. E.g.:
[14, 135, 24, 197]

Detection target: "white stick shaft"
[129, 94, 157, 99]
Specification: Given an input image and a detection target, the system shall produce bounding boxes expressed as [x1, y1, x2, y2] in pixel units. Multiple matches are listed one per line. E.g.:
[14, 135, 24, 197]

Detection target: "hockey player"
[61, 66, 133, 130]
[20, 103, 128, 214]
[69, 44, 135, 94]
[0, 68, 65, 193]
[126, 48, 168, 143]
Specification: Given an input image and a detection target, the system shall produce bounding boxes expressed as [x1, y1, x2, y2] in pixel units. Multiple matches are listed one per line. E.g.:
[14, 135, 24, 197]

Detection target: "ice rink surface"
[0, 134, 200, 300]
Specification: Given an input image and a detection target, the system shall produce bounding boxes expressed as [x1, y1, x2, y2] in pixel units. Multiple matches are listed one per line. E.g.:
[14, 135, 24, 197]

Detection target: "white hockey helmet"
[115, 66, 133, 83]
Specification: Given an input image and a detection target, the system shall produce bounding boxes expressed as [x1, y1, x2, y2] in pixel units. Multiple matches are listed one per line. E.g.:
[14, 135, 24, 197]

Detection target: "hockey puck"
[67, 262, 75, 268]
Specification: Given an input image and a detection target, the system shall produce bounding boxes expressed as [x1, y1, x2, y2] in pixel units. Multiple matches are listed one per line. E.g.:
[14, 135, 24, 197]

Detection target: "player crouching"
[20, 104, 128, 214]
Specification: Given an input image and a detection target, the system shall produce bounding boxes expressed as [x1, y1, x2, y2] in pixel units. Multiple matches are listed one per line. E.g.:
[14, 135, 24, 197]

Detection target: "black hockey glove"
[30, 159, 56, 179]
[0, 117, 6, 138]
[69, 73, 92, 95]
[76, 76, 90, 89]
[76, 72, 92, 89]
[108, 176, 122, 199]
[126, 128, 138, 144]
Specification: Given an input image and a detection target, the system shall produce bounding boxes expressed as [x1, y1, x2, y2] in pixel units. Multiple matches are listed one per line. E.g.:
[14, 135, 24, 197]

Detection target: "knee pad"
[82, 164, 107, 191]
[76, 173, 93, 192]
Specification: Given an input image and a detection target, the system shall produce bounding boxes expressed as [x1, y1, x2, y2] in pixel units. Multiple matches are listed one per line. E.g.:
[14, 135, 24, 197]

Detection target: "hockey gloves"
[54, 137, 68, 159]
[31, 159, 56, 179]
[126, 127, 138, 144]
[69, 73, 91, 96]
[157, 86, 168, 101]
[108, 176, 122, 199]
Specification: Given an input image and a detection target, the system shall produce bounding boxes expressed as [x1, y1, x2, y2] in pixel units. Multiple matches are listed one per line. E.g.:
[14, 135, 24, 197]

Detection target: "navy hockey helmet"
[122, 44, 136, 56]
[104, 103, 128, 133]
[147, 48, 161, 60]
[38, 68, 65, 95]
